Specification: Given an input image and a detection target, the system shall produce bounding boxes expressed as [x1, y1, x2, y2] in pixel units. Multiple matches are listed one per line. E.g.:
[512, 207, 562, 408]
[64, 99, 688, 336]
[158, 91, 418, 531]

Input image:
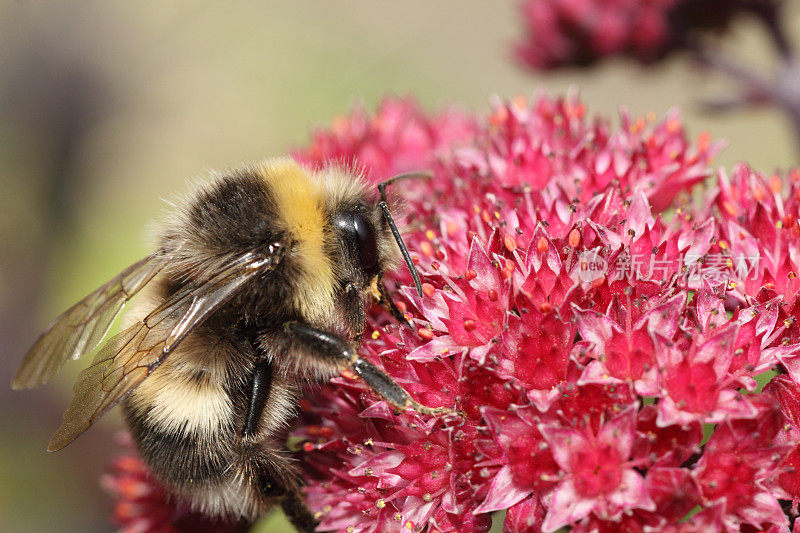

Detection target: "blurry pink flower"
[515, 0, 679, 68]
[513, 0, 784, 70]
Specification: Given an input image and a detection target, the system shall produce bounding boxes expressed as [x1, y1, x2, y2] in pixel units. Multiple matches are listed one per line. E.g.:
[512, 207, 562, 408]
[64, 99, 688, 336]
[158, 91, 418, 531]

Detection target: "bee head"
[319, 167, 426, 297]
[332, 209, 380, 278]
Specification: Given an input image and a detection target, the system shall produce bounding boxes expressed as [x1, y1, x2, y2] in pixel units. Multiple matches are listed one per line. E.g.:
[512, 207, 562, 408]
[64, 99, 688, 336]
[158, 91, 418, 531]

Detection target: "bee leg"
[254, 452, 318, 532]
[342, 282, 367, 337]
[284, 322, 452, 417]
[242, 355, 272, 438]
[259, 480, 317, 532]
[280, 490, 318, 533]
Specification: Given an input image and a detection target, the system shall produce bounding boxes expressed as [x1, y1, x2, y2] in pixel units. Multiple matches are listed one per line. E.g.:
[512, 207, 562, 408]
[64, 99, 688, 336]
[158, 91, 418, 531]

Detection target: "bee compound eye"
[335, 212, 378, 274]
[352, 213, 378, 272]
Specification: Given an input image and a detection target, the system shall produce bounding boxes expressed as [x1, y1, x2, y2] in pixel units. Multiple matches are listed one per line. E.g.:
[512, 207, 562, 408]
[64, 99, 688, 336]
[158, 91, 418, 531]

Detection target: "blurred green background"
[1, 2, 798, 532]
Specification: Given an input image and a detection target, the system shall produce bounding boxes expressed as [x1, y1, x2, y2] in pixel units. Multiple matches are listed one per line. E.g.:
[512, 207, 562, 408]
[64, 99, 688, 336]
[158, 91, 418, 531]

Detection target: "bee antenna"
[376, 171, 432, 298]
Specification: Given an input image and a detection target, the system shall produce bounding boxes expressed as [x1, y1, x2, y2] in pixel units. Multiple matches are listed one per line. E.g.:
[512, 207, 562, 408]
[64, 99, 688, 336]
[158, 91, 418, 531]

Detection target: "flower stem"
[750, 0, 794, 62]
[689, 42, 800, 159]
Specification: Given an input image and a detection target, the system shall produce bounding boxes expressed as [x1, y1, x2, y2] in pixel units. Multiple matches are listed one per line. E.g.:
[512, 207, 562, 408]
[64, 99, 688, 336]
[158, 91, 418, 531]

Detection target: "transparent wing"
[47, 249, 283, 452]
[12, 251, 170, 390]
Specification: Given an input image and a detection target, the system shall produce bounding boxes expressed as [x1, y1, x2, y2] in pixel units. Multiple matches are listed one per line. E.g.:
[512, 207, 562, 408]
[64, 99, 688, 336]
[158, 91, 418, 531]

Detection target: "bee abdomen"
[123, 405, 231, 485]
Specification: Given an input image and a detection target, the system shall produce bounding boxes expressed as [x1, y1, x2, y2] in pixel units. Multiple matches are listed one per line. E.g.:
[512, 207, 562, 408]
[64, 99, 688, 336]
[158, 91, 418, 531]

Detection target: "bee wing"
[47, 250, 283, 452]
[12, 251, 170, 390]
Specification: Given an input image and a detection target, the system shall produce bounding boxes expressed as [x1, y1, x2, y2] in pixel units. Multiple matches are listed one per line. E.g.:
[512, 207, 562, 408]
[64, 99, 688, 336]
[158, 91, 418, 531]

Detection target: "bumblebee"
[12, 158, 449, 531]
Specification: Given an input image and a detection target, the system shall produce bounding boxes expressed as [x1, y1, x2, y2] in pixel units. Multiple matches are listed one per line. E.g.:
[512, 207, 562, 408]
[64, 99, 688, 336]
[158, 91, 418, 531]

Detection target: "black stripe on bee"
[123, 406, 231, 485]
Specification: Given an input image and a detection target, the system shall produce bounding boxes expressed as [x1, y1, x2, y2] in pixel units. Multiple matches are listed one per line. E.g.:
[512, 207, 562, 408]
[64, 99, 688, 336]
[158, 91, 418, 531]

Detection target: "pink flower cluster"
[291, 95, 800, 532]
[513, 0, 775, 70]
[102, 95, 800, 532]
